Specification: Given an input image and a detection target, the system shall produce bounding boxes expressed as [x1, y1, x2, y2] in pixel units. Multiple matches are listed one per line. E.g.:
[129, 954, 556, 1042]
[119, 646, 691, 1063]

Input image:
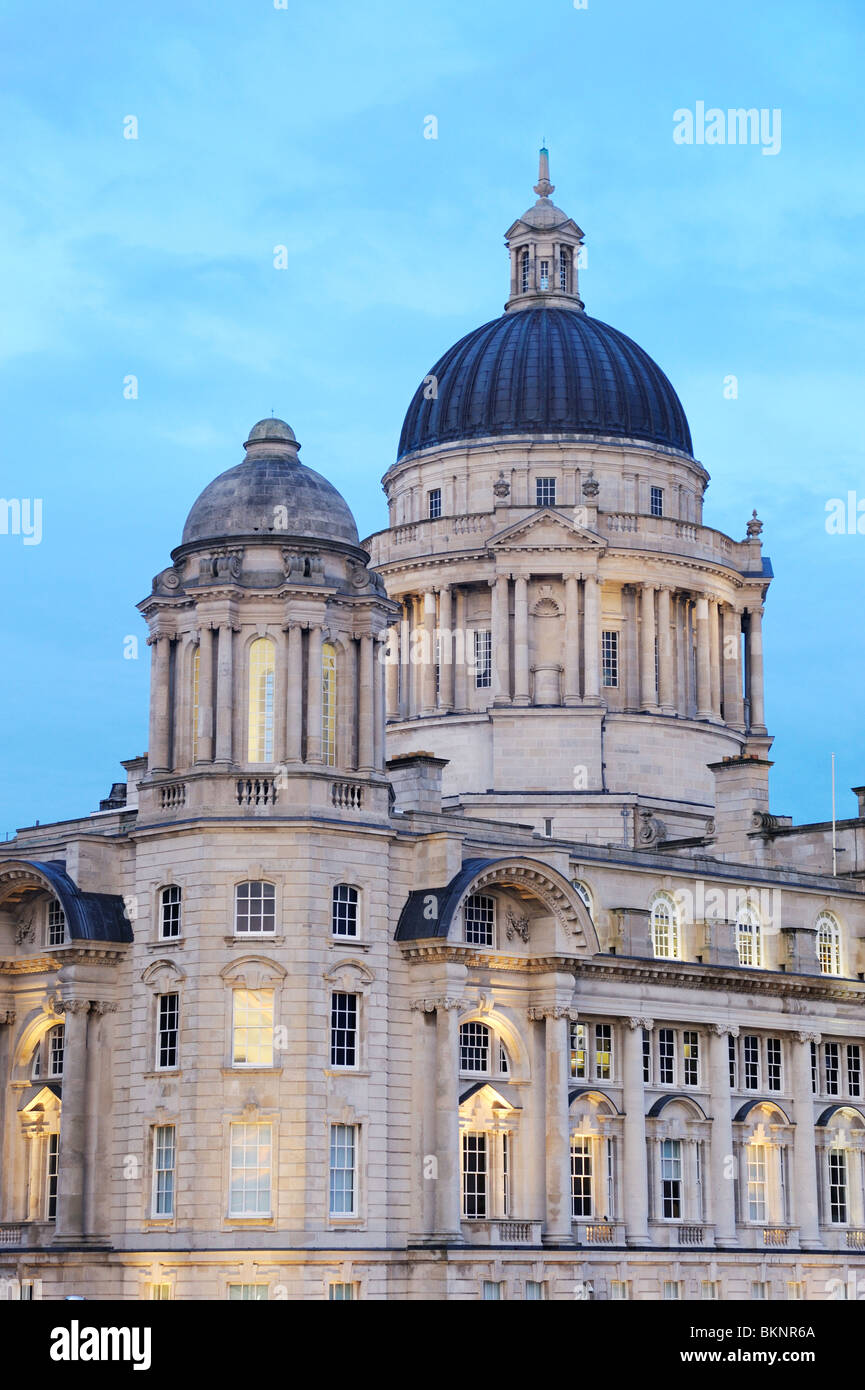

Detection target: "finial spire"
[533, 145, 554, 199]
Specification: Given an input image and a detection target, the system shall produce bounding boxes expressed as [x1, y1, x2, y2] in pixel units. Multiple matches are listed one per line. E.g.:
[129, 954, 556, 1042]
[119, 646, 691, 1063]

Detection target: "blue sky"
[1, 0, 863, 834]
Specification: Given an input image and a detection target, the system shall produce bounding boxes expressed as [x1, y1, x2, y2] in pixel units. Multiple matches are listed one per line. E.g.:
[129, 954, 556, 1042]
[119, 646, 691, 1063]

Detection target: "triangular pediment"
[20, 1085, 61, 1115]
[458, 1082, 521, 1113]
[487, 508, 606, 554]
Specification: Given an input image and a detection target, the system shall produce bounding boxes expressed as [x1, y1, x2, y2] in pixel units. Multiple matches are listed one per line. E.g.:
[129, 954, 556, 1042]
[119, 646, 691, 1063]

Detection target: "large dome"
[181, 419, 360, 549]
[397, 308, 693, 460]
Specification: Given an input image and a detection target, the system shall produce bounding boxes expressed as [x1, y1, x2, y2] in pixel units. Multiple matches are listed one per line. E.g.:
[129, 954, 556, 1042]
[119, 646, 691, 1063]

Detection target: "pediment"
[20, 1085, 62, 1115]
[487, 509, 606, 555]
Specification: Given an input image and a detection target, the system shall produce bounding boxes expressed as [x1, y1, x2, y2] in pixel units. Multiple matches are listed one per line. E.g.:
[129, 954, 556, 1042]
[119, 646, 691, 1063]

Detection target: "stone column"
[421, 590, 437, 714]
[708, 1025, 738, 1247]
[54, 999, 90, 1242]
[83, 1001, 116, 1239]
[385, 625, 400, 720]
[583, 575, 600, 701]
[399, 601, 412, 719]
[195, 625, 214, 762]
[438, 586, 455, 711]
[214, 625, 234, 763]
[708, 598, 722, 719]
[148, 636, 172, 773]
[563, 574, 580, 705]
[454, 587, 468, 712]
[373, 634, 386, 770]
[306, 624, 324, 764]
[357, 633, 375, 772]
[695, 596, 713, 720]
[657, 587, 675, 714]
[623, 1018, 652, 1246]
[721, 605, 745, 730]
[285, 625, 303, 761]
[529, 1007, 574, 1244]
[639, 584, 658, 712]
[747, 606, 767, 733]
[513, 576, 530, 705]
[491, 575, 511, 704]
[792, 1031, 822, 1249]
[432, 999, 463, 1240]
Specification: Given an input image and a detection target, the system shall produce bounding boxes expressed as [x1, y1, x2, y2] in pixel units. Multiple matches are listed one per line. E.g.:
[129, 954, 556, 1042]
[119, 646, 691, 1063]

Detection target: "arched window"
[520, 248, 530, 294]
[822, 1109, 865, 1226]
[736, 904, 762, 968]
[247, 638, 275, 762]
[559, 246, 569, 292]
[816, 911, 842, 976]
[191, 645, 200, 763]
[650, 893, 681, 960]
[234, 881, 276, 935]
[572, 880, 593, 919]
[321, 642, 336, 767]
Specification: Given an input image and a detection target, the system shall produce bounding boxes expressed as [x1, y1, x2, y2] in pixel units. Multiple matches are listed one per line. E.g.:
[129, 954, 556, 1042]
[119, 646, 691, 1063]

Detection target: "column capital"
[628, 1016, 654, 1031]
[56, 998, 91, 1016]
[411, 995, 468, 1014]
[90, 1001, 119, 1016]
[527, 1005, 579, 1023]
[796, 1029, 821, 1046]
[710, 1023, 739, 1038]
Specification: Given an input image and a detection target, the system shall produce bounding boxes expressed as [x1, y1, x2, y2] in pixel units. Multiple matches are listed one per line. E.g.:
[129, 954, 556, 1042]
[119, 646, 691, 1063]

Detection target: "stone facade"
[1, 157, 864, 1303]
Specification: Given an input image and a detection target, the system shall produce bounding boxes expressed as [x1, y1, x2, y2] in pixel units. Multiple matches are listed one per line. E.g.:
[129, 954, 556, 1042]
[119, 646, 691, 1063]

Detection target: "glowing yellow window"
[321, 642, 336, 767]
[191, 645, 200, 762]
[248, 638, 275, 762]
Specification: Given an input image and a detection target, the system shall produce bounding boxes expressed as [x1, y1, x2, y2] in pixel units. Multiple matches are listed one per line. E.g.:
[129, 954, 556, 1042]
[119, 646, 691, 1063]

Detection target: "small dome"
[181, 420, 359, 548]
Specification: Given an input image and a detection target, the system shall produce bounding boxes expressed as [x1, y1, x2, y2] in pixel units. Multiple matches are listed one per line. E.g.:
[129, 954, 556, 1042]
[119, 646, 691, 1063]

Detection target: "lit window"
[156, 994, 179, 1070]
[48, 1025, 65, 1078]
[825, 1041, 840, 1096]
[660, 1138, 682, 1218]
[743, 1034, 760, 1091]
[460, 1022, 491, 1074]
[747, 1144, 767, 1221]
[192, 645, 200, 763]
[330, 992, 358, 1068]
[520, 249, 530, 294]
[816, 911, 842, 976]
[232, 989, 274, 1067]
[321, 642, 336, 767]
[234, 881, 276, 935]
[559, 247, 569, 292]
[658, 1028, 675, 1086]
[229, 1123, 272, 1216]
[570, 1022, 587, 1080]
[159, 885, 182, 940]
[767, 1037, 782, 1092]
[736, 905, 762, 968]
[464, 893, 494, 946]
[650, 894, 680, 960]
[594, 1023, 613, 1081]
[650, 486, 663, 518]
[329, 1123, 357, 1216]
[152, 1124, 176, 1217]
[147, 1283, 172, 1300]
[601, 631, 619, 688]
[46, 1133, 59, 1221]
[473, 629, 492, 689]
[536, 477, 556, 507]
[247, 637, 275, 762]
[46, 900, 66, 948]
[683, 1031, 700, 1087]
[228, 1284, 268, 1300]
[332, 883, 359, 938]
[571, 1139, 593, 1217]
[428, 488, 442, 520]
[461, 1132, 487, 1218]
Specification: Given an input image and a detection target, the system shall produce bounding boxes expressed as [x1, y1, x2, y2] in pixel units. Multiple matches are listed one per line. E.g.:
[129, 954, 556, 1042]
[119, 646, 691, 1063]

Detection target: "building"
[2, 152, 865, 1302]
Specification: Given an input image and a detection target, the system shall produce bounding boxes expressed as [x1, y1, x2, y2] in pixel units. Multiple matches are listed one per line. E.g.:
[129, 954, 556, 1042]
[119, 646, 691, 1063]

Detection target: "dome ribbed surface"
[398, 308, 692, 459]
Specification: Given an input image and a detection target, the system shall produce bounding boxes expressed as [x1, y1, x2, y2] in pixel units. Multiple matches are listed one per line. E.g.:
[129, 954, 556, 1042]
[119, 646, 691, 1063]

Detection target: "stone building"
[2, 152, 865, 1301]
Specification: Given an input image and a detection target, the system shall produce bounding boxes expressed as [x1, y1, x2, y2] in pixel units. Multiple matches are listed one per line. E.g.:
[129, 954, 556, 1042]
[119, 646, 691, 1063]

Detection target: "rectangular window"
[747, 1146, 767, 1222]
[460, 1022, 490, 1074]
[157, 993, 179, 1070]
[751, 1282, 769, 1300]
[228, 1284, 268, 1300]
[658, 1028, 675, 1086]
[428, 488, 442, 520]
[729, 1033, 738, 1088]
[160, 885, 182, 939]
[571, 1139, 593, 1218]
[330, 992, 358, 1069]
[683, 1031, 699, 1087]
[594, 1023, 612, 1081]
[766, 1037, 782, 1092]
[825, 1041, 840, 1097]
[701, 1281, 719, 1300]
[787, 1282, 804, 1301]
[329, 1123, 357, 1217]
[539, 259, 549, 291]
[601, 630, 619, 688]
[235, 881, 276, 934]
[501, 1133, 510, 1218]
[642, 1028, 652, 1084]
[660, 1138, 682, 1219]
[559, 247, 569, 292]
[650, 485, 663, 518]
[462, 1132, 487, 1219]
[525, 1280, 547, 1300]
[328, 1283, 356, 1300]
[463, 892, 494, 946]
[570, 1022, 587, 1080]
[48, 1027, 64, 1078]
[848, 1045, 862, 1098]
[46, 900, 66, 947]
[46, 1133, 59, 1221]
[483, 1281, 504, 1300]
[147, 1284, 172, 1300]
[810, 1040, 819, 1094]
[663, 1280, 681, 1300]
[535, 477, 556, 507]
[610, 1281, 630, 1300]
[229, 1123, 272, 1217]
[520, 251, 530, 294]
[152, 1124, 176, 1217]
[829, 1150, 848, 1224]
[474, 629, 492, 689]
[232, 989, 274, 1067]
[743, 1034, 760, 1091]
[332, 883, 359, 938]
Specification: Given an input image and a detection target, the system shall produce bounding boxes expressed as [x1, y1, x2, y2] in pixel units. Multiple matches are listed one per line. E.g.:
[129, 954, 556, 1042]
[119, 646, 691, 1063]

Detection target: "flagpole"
[831, 752, 837, 876]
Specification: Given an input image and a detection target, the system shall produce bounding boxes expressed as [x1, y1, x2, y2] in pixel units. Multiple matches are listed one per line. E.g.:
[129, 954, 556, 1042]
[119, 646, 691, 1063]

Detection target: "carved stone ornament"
[410, 996, 467, 1013]
[532, 585, 561, 617]
[582, 471, 600, 499]
[746, 509, 763, 538]
[527, 1005, 579, 1022]
[493, 470, 511, 499]
[56, 998, 91, 1016]
[797, 1030, 822, 1046]
[14, 913, 36, 946]
[638, 809, 667, 846]
[711, 1023, 740, 1038]
[505, 908, 531, 944]
[628, 1016, 654, 1031]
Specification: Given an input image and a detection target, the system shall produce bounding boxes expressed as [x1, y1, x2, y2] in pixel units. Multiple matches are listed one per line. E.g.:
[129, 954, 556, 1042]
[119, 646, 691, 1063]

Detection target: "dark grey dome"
[181, 419, 359, 547]
[398, 308, 693, 459]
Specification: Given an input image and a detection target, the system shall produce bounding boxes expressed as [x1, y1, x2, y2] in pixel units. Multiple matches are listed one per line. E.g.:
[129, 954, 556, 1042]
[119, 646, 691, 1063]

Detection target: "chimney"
[708, 753, 773, 862]
[387, 753, 449, 814]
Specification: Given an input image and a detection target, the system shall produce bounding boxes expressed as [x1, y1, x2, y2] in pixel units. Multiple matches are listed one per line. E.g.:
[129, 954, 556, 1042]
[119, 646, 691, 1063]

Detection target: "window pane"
[329, 1123, 357, 1216]
[330, 992, 358, 1068]
[232, 989, 274, 1066]
[234, 881, 276, 934]
[229, 1123, 272, 1216]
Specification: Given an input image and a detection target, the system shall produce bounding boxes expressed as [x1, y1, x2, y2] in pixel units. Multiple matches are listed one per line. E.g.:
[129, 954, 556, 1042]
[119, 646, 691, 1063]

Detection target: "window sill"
[224, 935, 284, 946]
[330, 938, 369, 950]
[220, 1066, 284, 1076]
[323, 1068, 370, 1079]
[328, 1216, 364, 1228]
[142, 1218, 176, 1230]
[223, 1216, 274, 1227]
[148, 938, 185, 950]
[143, 1070, 181, 1080]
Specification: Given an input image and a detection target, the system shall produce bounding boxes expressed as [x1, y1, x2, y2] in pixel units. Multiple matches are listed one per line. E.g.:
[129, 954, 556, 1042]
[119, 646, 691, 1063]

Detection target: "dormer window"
[463, 893, 495, 947]
[46, 900, 66, 948]
[520, 249, 530, 294]
[539, 259, 550, 291]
